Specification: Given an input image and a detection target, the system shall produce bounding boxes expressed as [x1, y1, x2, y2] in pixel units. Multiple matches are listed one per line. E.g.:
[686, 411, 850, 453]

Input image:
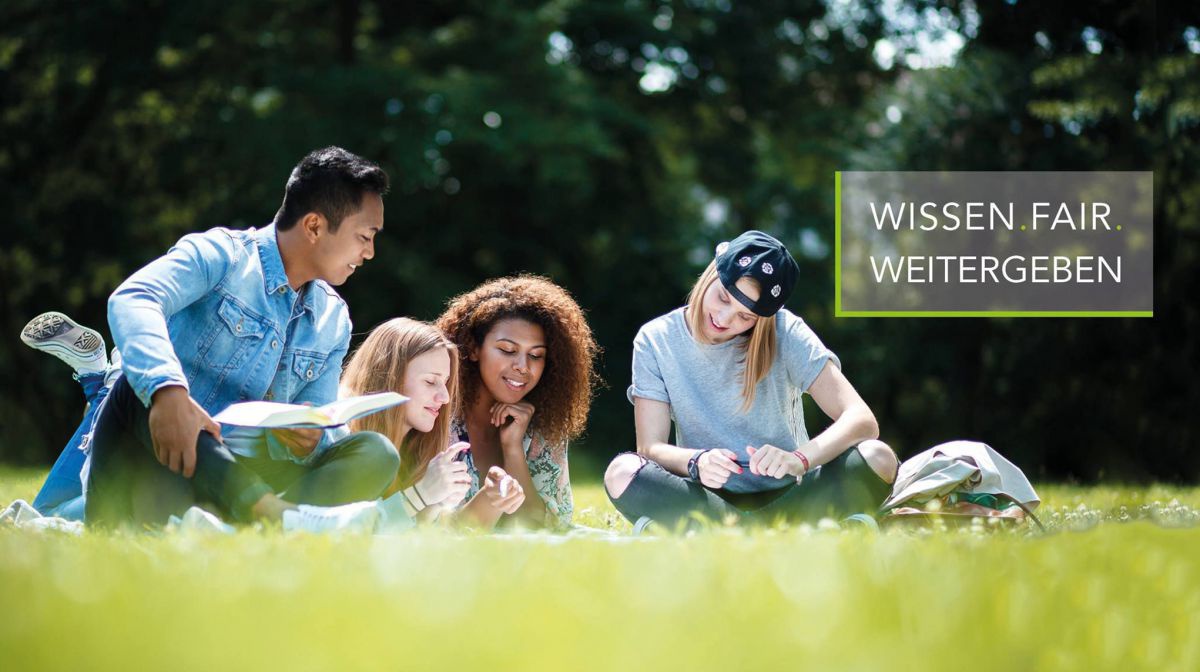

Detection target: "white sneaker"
[168, 506, 237, 534]
[0, 499, 42, 525]
[21, 312, 107, 375]
[282, 501, 381, 534]
[0, 500, 83, 535]
[24, 517, 84, 535]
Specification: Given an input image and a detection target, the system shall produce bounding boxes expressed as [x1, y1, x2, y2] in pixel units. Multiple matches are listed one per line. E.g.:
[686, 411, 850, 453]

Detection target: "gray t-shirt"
[628, 307, 841, 493]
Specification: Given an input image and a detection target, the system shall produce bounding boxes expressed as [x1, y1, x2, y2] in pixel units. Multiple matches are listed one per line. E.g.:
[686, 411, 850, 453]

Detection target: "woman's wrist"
[402, 484, 428, 514]
[687, 449, 707, 480]
[792, 449, 810, 475]
[501, 439, 527, 459]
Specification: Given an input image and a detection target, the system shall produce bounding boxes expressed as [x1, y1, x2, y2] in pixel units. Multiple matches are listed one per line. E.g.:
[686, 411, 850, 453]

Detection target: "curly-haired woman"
[604, 231, 899, 531]
[435, 275, 600, 530]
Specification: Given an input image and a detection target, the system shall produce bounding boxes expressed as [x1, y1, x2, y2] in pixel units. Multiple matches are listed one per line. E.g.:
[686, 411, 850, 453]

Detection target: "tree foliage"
[1, 0, 1194, 480]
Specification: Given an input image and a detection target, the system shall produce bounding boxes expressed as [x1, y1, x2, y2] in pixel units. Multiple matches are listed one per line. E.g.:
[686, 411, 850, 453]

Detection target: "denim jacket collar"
[253, 224, 318, 316]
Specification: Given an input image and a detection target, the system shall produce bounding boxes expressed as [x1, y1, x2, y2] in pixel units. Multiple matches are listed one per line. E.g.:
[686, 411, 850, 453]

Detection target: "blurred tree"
[0, 0, 1194, 482]
[838, 0, 1199, 480]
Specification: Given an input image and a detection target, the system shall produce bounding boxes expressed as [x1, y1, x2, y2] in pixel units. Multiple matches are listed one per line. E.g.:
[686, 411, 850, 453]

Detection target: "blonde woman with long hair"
[341, 317, 474, 523]
[604, 231, 899, 531]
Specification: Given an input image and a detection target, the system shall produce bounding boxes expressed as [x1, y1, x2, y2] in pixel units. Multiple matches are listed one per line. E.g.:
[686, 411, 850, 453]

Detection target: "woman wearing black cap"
[604, 230, 899, 531]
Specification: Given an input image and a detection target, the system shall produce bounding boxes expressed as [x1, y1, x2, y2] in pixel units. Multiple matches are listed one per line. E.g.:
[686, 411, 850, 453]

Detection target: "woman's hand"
[697, 449, 742, 488]
[415, 442, 472, 506]
[491, 401, 535, 452]
[747, 444, 806, 480]
[481, 465, 525, 514]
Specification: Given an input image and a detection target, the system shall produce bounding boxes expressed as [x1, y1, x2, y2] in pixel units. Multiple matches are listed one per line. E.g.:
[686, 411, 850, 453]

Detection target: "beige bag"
[879, 441, 1044, 531]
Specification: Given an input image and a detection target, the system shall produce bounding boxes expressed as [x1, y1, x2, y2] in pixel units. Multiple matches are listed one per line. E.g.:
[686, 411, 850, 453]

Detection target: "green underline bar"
[834, 171, 842, 317]
[835, 310, 1154, 318]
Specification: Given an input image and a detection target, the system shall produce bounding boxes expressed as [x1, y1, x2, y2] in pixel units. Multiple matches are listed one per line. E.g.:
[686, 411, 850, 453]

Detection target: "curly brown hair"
[435, 275, 600, 447]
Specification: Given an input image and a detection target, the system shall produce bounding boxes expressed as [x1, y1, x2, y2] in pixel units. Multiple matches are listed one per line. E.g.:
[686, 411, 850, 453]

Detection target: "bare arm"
[450, 466, 524, 529]
[634, 397, 691, 475]
[490, 402, 547, 525]
[800, 361, 880, 467]
[635, 397, 740, 486]
[500, 448, 547, 526]
[457, 489, 505, 528]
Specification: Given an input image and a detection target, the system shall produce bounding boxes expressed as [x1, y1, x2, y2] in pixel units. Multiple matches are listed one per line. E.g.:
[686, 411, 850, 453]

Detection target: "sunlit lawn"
[2, 467, 1198, 671]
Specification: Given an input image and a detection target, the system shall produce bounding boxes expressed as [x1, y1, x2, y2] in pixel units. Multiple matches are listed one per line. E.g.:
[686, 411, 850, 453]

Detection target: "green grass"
[2, 468, 1199, 671]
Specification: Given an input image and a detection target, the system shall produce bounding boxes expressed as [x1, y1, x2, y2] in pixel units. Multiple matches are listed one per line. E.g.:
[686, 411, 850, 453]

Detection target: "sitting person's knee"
[604, 453, 646, 499]
[357, 431, 401, 471]
[857, 439, 899, 484]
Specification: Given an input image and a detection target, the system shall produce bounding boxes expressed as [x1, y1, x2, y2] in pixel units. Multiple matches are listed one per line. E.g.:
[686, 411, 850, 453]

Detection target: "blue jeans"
[31, 371, 109, 520]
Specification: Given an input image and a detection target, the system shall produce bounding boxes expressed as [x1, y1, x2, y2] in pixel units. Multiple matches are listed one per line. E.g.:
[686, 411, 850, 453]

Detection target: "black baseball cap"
[714, 230, 799, 317]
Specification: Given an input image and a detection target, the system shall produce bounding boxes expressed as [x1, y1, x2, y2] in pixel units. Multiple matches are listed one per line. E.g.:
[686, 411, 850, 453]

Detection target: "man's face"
[313, 193, 383, 286]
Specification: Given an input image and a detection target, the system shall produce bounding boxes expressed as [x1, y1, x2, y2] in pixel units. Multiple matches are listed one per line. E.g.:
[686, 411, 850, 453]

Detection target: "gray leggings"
[606, 446, 893, 530]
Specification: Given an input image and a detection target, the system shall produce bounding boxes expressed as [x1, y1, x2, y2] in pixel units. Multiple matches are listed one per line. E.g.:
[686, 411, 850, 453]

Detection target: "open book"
[213, 392, 407, 429]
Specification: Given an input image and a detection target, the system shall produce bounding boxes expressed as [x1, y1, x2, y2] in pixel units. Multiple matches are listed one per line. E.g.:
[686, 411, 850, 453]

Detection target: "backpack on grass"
[879, 440, 1044, 531]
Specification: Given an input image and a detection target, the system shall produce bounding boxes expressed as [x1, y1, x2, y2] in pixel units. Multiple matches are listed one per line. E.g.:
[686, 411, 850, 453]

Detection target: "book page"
[213, 393, 406, 428]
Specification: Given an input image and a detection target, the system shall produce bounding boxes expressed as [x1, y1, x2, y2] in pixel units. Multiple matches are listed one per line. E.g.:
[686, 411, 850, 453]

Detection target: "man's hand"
[269, 403, 320, 458]
[270, 427, 323, 458]
[148, 385, 222, 478]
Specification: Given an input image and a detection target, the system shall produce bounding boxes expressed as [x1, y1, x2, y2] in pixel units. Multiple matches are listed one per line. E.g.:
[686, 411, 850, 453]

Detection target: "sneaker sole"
[20, 312, 105, 362]
[632, 516, 657, 536]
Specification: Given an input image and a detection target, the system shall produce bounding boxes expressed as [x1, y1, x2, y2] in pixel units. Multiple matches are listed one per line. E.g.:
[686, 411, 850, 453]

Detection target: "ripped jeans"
[606, 445, 893, 530]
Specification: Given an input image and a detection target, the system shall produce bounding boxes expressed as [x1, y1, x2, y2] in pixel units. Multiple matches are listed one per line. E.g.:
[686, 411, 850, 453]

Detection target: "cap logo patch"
[716, 242, 730, 255]
[738, 256, 752, 267]
[771, 285, 781, 297]
[761, 262, 774, 275]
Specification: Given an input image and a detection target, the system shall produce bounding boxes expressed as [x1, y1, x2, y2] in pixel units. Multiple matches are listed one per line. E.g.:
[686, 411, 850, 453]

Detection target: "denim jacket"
[107, 224, 352, 463]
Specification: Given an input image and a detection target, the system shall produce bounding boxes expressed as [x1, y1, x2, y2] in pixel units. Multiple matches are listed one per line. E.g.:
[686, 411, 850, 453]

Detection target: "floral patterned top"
[451, 418, 573, 530]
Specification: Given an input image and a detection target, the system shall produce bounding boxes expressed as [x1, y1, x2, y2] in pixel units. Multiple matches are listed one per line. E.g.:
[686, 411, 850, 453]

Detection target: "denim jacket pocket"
[203, 297, 269, 370]
[291, 350, 329, 388]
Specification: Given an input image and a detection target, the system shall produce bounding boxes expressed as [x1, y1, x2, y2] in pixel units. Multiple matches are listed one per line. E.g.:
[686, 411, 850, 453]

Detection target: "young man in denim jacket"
[85, 147, 400, 531]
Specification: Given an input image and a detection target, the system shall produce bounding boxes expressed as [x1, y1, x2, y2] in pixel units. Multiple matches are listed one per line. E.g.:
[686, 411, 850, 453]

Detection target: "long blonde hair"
[685, 261, 777, 412]
[342, 317, 460, 491]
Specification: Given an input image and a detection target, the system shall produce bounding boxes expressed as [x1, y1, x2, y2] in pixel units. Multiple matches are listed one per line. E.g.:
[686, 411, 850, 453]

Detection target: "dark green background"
[2, 0, 1196, 482]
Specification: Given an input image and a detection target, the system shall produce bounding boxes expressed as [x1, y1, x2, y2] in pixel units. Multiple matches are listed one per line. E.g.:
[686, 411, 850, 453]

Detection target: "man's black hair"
[273, 147, 389, 231]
